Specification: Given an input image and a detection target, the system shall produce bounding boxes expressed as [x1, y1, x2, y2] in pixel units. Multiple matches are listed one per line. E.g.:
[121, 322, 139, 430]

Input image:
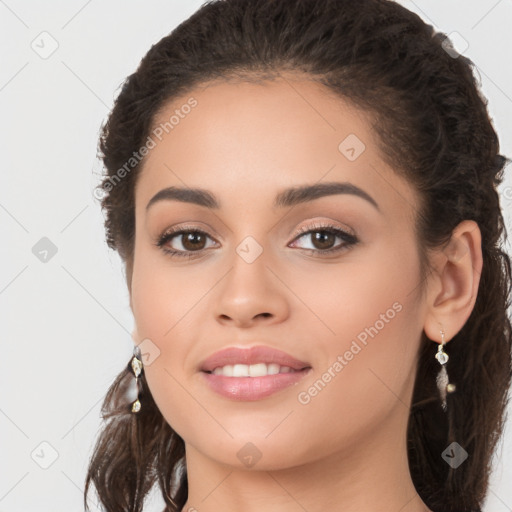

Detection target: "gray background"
[1, 1, 511, 511]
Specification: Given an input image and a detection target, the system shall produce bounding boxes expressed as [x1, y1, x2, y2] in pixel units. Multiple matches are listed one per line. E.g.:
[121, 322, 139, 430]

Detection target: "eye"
[289, 222, 358, 255]
[155, 225, 218, 259]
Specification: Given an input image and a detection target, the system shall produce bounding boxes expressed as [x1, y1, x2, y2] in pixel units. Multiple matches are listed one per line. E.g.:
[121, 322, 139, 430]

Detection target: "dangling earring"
[130, 345, 143, 413]
[435, 329, 456, 411]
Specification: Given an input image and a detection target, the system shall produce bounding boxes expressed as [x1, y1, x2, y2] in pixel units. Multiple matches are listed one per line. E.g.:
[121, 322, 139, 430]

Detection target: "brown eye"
[290, 224, 358, 255]
[309, 231, 337, 250]
[181, 232, 208, 251]
[157, 228, 217, 257]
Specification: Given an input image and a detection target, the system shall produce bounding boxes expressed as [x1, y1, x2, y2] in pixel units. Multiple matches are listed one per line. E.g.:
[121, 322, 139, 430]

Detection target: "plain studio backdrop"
[1, 1, 511, 511]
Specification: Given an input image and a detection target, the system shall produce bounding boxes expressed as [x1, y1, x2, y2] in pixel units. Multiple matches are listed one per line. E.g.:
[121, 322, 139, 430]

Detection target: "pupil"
[313, 231, 334, 249]
[183, 232, 205, 250]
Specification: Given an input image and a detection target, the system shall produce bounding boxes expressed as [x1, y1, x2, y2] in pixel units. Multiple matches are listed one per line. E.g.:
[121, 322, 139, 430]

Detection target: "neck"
[180, 404, 432, 512]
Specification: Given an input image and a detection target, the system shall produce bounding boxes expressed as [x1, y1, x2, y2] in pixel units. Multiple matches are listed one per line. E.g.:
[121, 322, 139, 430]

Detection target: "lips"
[200, 345, 311, 373]
[199, 345, 312, 400]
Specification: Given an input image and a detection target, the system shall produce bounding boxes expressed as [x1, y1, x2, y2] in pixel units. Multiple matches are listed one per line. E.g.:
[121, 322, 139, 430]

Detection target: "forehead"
[149, 75, 369, 153]
[135, 77, 419, 221]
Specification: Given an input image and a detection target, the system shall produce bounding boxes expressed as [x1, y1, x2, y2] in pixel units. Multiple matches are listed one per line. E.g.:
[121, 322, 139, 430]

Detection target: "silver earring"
[130, 345, 143, 413]
[435, 329, 456, 411]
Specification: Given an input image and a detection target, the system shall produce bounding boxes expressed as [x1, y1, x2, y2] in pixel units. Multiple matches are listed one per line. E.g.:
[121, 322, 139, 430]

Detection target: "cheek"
[130, 238, 217, 339]
[130, 246, 222, 436]
[289, 241, 423, 442]
[285, 236, 421, 349]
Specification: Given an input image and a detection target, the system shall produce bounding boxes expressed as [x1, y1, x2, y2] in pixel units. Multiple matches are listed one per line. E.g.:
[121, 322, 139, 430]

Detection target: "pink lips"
[200, 346, 310, 372]
[199, 345, 312, 401]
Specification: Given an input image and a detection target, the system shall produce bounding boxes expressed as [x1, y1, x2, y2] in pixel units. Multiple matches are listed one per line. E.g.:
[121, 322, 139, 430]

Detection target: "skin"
[129, 74, 482, 512]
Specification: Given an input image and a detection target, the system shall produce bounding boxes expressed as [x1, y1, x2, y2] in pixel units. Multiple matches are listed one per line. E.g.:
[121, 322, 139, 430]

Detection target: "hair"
[84, 0, 512, 511]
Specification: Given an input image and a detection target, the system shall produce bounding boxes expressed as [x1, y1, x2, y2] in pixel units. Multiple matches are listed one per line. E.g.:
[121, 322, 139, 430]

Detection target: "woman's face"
[130, 76, 429, 469]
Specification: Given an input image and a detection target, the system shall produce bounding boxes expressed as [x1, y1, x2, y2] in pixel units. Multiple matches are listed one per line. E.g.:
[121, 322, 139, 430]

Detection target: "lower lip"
[201, 369, 311, 400]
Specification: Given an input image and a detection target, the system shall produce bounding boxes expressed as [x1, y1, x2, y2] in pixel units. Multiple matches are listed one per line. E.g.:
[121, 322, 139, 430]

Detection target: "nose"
[213, 248, 290, 328]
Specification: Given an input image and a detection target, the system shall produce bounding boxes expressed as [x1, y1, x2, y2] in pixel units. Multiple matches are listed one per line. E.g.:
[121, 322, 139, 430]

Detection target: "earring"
[435, 329, 456, 411]
[130, 345, 143, 413]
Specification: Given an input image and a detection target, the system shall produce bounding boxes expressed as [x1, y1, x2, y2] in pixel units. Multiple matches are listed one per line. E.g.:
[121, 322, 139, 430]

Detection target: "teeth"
[211, 363, 297, 377]
[233, 364, 249, 377]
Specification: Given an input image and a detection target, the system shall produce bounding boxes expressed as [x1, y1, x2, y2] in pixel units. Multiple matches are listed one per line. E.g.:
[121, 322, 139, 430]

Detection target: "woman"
[84, 0, 512, 511]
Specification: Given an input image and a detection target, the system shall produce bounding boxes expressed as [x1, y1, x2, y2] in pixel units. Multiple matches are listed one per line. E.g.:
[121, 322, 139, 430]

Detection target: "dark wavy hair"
[84, 1, 512, 511]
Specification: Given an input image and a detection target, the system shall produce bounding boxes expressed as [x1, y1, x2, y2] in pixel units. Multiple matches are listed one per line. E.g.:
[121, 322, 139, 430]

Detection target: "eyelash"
[155, 222, 358, 260]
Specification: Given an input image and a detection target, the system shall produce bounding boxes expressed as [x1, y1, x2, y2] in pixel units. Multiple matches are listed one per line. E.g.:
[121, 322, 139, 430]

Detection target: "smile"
[208, 363, 300, 377]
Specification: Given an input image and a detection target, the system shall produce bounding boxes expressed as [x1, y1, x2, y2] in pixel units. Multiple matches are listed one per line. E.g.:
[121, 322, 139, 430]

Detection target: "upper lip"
[200, 345, 311, 373]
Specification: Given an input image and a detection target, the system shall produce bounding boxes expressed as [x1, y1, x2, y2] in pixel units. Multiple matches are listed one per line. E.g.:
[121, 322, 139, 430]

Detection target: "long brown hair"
[84, 1, 512, 511]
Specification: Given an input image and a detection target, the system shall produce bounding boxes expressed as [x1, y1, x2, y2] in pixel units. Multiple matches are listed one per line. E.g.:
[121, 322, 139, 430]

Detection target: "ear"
[423, 220, 483, 343]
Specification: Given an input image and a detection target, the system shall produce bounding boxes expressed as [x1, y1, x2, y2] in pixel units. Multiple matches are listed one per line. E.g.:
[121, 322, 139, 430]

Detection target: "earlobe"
[423, 219, 483, 343]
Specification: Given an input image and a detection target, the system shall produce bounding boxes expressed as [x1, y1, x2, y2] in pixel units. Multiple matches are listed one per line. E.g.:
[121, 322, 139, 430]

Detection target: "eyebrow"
[146, 181, 380, 212]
